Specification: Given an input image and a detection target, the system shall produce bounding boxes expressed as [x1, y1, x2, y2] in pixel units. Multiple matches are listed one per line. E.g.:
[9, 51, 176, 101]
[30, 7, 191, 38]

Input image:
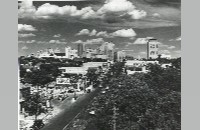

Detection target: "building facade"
[147, 38, 159, 59]
[114, 51, 126, 62]
[77, 43, 85, 57]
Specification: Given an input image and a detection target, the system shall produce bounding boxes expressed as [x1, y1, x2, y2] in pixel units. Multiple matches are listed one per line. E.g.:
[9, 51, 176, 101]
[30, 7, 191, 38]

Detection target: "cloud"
[18, 0, 180, 29]
[128, 10, 147, 19]
[18, 24, 37, 31]
[76, 29, 90, 36]
[159, 50, 170, 54]
[168, 45, 176, 49]
[49, 40, 67, 44]
[152, 13, 161, 17]
[26, 40, 36, 43]
[176, 36, 181, 41]
[22, 46, 28, 50]
[18, 40, 36, 44]
[98, 0, 135, 14]
[98, 0, 147, 20]
[72, 40, 84, 44]
[140, 51, 147, 54]
[174, 50, 181, 53]
[19, 0, 147, 21]
[89, 29, 97, 36]
[19, 1, 100, 19]
[76, 28, 136, 38]
[18, 41, 25, 44]
[37, 41, 48, 44]
[18, 33, 36, 38]
[133, 37, 152, 44]
[169, 36, 181, 41]
[73, 38, 105, 45]
[96, 31, 112, 38]
[76, 29, 97, 36]
[160, 44, 176, 49]
[53, 34, 61, 38]
[111, 28, 136, 37]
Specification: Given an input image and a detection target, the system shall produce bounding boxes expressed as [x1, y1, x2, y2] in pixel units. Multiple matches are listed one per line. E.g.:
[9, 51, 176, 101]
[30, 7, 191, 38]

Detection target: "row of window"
[149, 44, 159, 48]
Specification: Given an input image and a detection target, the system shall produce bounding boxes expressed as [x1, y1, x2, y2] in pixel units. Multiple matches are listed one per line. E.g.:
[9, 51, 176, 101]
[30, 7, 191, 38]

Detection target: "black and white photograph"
[18, 0, 181, 130]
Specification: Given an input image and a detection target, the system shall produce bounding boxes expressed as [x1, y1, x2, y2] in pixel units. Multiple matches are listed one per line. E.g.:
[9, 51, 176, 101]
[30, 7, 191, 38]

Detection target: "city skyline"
[18, 0, 181, 58]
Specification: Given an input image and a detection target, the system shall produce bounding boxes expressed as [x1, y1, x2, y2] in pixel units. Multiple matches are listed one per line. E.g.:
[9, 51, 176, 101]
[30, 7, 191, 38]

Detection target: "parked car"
[68, 89, 75, 93]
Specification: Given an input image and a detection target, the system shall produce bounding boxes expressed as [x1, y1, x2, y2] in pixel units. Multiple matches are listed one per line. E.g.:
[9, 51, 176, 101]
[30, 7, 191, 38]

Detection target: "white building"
[59, 67, 87, 75]
[37, 47, 78, 59]
[59, 62, 108, 75]
[125, 60, 159, 74]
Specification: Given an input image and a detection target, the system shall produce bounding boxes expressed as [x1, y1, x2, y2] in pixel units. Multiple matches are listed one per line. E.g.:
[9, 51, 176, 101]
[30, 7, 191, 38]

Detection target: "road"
[41, 88, 101, 130]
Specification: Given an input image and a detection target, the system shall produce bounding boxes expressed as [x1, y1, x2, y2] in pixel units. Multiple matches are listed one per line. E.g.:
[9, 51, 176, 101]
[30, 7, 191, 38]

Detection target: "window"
[150, 51, 155, 55]
[150, 44, 155, 48]
[156, 44, 159, 48]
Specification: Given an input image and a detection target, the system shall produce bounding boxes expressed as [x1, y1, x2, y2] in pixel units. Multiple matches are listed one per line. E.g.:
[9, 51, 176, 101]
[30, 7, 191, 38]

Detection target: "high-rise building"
[114, 51, 126, 62]
[147, 38, 159, 59]
[99, 42, 115, 60]
[47, 48, 54, 54]
[65, 46, 71, 59]
[77, 43, 85, 57]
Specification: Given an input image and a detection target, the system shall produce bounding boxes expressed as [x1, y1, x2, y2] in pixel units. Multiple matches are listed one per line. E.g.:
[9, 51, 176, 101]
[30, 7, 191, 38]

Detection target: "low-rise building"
[125, 60, 159, 74]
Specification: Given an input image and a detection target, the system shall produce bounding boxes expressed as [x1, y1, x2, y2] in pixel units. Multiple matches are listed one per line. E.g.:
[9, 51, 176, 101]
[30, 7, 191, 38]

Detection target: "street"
[41, 88, 101, 130]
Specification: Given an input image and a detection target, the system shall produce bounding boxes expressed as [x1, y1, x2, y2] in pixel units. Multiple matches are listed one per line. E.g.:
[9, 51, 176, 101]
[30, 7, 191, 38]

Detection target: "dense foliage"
[84, 58, 181, 130]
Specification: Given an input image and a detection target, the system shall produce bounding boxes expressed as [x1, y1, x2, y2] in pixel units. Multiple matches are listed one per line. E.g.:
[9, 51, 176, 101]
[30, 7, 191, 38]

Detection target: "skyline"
[18, 0, 181, 58]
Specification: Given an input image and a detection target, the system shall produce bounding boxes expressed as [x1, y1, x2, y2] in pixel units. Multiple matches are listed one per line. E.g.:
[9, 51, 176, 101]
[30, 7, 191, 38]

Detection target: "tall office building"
[77, 43, 85, 57]
[65, 46, 71, 59]
[114, 51, 126, 62]
[147, 38, 159, 59]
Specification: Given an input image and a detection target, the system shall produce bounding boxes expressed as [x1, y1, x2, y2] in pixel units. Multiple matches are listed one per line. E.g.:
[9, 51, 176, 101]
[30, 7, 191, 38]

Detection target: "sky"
[18, 0, 181, 58]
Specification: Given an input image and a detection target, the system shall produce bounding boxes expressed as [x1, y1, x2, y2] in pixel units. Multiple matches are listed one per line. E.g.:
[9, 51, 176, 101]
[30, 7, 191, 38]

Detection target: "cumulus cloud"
[133, 37, 152, 44]
[128, 10, 147, 19]
[159, 50, 170, 54]
[152, 13, 161, 17]
[98, 0, 135, 14]
[73, 38, 105, 45]
[18, 0, 179, 29]
[176, 36, 181, 41]
[96, 31, 113, 38]
[18, 0, 147, 21]
[89, 29, 97, 36]
[76, 29, 97, 36]
[140, 51, 147, 54]
[53, 34, 61, 38]
[22, 46, 28, 50]
[26, 40, 36, 44]
[18, 24, 37, 31]
[37, 41, 48, 44]
[76, 29, 91, 36]
[169, 36, 181, 41]
[174, 50, 181, 53]
[18, 41, 25, 44]
[168, 46, 176, 49]
[49, 40, 67, 44]
[76, 28, 136, 38]
[19, 1, 100, 19]
[98, 0, 147, 20]
[111, 28, 136, 37]
[18, 33, 36, 38]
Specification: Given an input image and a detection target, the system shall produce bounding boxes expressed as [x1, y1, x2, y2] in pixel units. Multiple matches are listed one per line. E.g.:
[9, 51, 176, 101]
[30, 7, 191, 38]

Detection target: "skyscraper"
[77, 43, 85, 57]
[147, 38, 159, 59]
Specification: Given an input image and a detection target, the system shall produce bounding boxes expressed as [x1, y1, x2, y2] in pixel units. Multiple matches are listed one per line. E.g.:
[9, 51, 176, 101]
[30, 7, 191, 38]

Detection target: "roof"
[54, 53, 66, 56]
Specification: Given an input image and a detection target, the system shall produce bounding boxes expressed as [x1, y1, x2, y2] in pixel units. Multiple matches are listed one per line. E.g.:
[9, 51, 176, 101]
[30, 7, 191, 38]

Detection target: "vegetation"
[83, 58, 181, 130]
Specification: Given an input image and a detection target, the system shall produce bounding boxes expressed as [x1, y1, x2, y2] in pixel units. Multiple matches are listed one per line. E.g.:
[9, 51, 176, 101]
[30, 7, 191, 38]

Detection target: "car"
[68, 89, 75, 93]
